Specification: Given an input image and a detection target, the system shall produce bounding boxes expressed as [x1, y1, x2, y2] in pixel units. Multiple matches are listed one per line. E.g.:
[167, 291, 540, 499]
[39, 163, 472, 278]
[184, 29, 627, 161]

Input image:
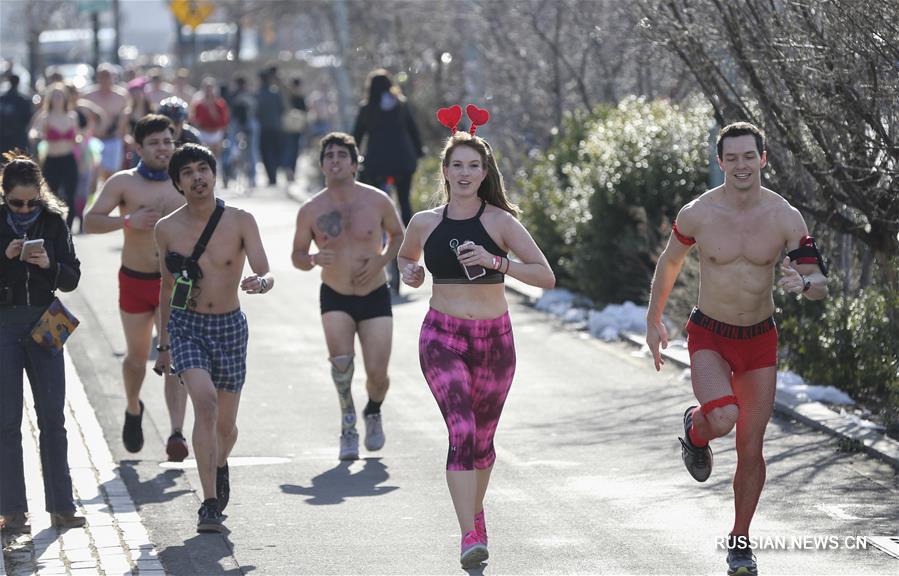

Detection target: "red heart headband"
[436, 104, 490, 135]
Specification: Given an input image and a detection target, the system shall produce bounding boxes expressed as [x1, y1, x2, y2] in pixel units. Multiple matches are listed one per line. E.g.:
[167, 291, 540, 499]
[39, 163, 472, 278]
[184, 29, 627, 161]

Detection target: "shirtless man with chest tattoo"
[154, 143, 273, 533]
[83, 114, 189, 462]
[292, 132, 404, 461]
[645, 122, 828, 576]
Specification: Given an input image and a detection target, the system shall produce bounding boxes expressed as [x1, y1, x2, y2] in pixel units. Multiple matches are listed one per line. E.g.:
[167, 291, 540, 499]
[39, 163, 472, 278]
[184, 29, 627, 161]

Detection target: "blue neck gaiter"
[6, 206, 43, 236]
[136, 160, 169, 182]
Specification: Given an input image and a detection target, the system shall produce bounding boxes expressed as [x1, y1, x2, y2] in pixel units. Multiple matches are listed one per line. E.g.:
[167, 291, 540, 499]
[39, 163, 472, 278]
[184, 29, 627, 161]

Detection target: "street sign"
[75, 0, 111, 13]
[170, 0, 216, 30]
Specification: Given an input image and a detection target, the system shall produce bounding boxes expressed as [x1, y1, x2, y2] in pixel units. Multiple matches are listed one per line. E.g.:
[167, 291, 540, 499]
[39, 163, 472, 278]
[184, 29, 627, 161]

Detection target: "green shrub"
[569, 96, 711, 305]
[517, 109, 601, 288]
[411, 155, 444, 212]
[777, 284, 899, 432]
[518, 97, 711, 306]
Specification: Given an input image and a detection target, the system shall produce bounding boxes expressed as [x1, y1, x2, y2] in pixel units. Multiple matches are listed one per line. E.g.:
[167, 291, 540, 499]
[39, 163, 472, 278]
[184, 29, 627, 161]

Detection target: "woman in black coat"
[0, 152, 84, 534]
[353, 69, 424, 226]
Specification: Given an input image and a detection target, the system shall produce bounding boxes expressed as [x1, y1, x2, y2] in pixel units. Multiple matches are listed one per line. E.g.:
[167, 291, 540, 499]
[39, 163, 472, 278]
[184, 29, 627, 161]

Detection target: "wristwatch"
[156, 344, 170, 352]
[801, 275, 812, 293]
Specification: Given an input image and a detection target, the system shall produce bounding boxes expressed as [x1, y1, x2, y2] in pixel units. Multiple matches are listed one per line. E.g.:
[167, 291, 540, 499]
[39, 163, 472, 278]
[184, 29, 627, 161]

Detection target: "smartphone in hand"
[456, 241, 486, 281]
[20, 238, 44, 261]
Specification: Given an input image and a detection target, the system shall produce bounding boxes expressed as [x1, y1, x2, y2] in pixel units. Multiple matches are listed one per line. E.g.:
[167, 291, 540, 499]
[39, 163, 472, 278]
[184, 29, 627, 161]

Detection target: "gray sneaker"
[364, 413, 385, 451]
[339, 429, 359, 461]
[678, 405, 713, 482]
[727, 540, 758, 575]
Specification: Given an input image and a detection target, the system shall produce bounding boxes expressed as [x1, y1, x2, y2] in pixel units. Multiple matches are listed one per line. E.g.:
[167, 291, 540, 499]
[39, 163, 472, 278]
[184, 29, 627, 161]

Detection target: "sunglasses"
[7, 199, 41, 209]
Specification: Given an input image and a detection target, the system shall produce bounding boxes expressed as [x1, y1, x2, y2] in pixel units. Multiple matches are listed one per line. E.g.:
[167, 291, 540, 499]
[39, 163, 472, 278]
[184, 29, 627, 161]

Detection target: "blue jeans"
[0, 307, 76, 515]
[224, 120, 258, 181]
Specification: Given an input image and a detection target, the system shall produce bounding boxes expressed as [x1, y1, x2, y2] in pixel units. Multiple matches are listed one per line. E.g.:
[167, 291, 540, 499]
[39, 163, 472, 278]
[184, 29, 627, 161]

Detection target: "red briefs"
[686, 308, 777, 373]
[118, 266, 162, 314]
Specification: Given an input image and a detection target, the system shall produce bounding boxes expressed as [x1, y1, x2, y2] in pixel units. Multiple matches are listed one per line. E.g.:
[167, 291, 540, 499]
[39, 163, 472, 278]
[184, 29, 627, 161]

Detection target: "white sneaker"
[364, 413, 385, 451]
[339, 429, 359, 461]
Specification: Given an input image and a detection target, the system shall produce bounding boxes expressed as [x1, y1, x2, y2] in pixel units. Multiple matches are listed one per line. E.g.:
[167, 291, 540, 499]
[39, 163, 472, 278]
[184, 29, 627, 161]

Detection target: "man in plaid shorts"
[153, 144, 274, 533]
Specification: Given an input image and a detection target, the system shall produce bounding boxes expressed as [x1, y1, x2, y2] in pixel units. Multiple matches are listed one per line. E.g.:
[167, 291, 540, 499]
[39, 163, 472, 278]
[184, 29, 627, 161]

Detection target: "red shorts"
[118, 266, 162, 314]
[686, 308, 777, 374]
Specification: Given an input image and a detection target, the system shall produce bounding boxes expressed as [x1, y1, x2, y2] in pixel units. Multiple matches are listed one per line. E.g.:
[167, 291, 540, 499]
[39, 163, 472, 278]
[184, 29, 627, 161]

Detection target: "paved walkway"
[1, 350, 164, 576]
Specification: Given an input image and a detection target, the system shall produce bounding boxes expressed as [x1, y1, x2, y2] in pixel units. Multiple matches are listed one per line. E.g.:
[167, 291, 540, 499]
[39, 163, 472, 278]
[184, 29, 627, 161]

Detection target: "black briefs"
[320, 283, 392, 322]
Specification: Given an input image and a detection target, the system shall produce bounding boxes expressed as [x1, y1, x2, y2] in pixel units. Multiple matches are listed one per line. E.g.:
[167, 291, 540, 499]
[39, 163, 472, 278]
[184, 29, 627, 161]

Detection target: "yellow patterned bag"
[30, 298, 79, 351]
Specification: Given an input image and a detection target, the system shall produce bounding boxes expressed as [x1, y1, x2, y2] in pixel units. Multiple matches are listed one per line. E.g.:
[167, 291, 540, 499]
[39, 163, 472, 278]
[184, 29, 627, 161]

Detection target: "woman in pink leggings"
[398, 106, 555, 569]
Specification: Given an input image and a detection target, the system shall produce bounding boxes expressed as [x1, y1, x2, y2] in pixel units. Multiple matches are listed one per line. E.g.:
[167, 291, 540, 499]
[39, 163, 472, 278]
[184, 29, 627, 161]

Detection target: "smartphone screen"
[20, 239, 44, 261]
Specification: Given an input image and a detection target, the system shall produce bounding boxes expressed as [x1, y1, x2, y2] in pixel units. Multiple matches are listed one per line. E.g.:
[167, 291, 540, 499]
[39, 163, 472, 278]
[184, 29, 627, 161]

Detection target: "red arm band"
[672, 221, 696, 246]
[793, 235, 817, 264]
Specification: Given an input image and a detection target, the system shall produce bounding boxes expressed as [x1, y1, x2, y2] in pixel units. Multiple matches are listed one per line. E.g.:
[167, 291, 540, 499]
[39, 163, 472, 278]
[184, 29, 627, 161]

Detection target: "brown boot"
[0, 512, 31, 534]
[50, 512, 86, 529]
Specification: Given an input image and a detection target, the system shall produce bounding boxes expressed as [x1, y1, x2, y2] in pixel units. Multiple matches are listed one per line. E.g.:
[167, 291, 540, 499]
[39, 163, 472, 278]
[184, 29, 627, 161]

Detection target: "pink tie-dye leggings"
[419, 308, 516, 471]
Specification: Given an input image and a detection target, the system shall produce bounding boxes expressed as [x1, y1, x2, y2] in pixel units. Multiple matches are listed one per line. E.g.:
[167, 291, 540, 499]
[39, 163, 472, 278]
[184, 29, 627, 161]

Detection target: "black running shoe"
[122, 401, 145, 453]
[216, 463, 230, 513]
[727, 536, 758, 575]
[678, 405, 712, 482]
[196, 499, 226, 533]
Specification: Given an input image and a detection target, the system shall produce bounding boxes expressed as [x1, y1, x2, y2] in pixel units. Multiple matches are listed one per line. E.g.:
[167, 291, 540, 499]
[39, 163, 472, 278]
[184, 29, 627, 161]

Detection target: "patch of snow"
[777, 370, 855, 405]
[562, 307, 589, 324]
[535, 289, 577, 314]
[838, 409, 886, 431]
[587, 301, 648, 340]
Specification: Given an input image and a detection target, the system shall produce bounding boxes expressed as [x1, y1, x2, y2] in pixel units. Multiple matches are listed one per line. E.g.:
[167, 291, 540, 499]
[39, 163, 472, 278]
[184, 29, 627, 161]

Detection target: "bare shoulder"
[482, 204, 519, 232]
[765, 188, 807, 232]
[411, 207, 442, 224]
[407, 208, 441, 234]
[155, 204, 186, 234]
[298, 189, 329, 216]
[355, 182, 392, 204]
[228, 205, 255, 225]
[675, 188, 715, 232]
[763, 187, 795, 212]
[484, 204, 518, 222]
[100, 169, 137, 195]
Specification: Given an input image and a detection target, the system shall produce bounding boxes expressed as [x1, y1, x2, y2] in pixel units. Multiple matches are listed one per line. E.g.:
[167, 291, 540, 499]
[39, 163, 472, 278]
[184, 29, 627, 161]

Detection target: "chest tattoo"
[317, 210, 343, 238]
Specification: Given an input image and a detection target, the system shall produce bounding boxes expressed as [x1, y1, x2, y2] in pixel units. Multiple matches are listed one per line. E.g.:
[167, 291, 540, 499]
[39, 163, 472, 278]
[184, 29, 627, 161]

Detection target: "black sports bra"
[423, 202, 507, 284]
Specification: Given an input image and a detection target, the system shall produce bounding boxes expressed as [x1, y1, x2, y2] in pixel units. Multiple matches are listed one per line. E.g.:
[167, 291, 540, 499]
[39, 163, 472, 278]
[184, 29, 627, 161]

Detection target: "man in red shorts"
[645, 122, 828, 575]
[84, 114, 190, 461]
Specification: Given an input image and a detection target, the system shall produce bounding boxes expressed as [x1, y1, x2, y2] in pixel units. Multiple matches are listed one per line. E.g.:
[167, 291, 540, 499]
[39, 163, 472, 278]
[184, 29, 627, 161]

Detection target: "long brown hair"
[0, 150, 68, 217]
[42, 82, 70, 114]
[440, 132, 519, 217]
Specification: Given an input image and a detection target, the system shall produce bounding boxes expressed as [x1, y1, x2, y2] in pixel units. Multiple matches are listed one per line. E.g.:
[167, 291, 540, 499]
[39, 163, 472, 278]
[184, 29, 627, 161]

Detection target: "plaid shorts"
[168, 308, 249, 393]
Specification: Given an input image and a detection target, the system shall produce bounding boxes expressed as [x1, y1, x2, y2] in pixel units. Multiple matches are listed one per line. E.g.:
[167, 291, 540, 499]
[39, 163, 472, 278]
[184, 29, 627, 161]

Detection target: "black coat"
[0, 89, 33, 154]
[0, 205, 80, 307]
[353, 101, 423, 178]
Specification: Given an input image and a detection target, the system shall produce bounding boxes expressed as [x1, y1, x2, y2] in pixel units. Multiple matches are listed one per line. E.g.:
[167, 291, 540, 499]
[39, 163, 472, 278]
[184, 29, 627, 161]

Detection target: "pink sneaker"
[474, 510, 488, 545]
[460, 530, 488, 568]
